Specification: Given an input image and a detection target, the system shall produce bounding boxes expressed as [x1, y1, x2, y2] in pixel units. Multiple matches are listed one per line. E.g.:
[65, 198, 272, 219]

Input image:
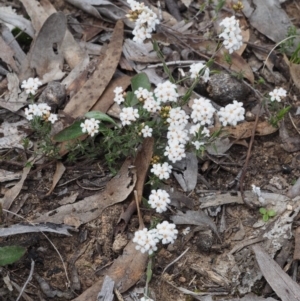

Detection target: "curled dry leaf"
[45, 161, 66, 196]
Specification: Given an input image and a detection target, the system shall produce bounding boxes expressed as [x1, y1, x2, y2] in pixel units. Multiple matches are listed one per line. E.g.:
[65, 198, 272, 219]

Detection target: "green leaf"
[267, 209, 276, 217]
[131, 73, 151, 92]
[53, 121, 84, 142]
[259, 208, 267, 215]
[85, 111, 117, 125]
[263, 214, 269, 222]
[126, 91, 139, 107]
[0, 246, 26, 266]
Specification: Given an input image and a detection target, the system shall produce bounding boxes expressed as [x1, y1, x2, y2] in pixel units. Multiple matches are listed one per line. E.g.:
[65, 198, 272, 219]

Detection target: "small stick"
[134, 190, 144, 229]
[16, 259, 35, 301]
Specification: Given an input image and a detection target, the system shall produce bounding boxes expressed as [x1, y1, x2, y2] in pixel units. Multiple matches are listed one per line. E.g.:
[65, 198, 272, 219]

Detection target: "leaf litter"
[1, 0, 300, 300]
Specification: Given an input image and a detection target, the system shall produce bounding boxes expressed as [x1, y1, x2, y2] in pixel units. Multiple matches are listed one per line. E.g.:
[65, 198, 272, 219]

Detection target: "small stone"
[282, 164, 292, 174]
[178, 276, 186, 283]
[112, 233, 128, 253]
[287, 204, 293, 211]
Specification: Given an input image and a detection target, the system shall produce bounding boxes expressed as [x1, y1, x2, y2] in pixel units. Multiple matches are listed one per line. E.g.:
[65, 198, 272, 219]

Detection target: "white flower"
[252, 184, 261, 197]
[21, 77, 42, 95]
[148, 189, 171, 213]
[156, 221, 178, 244]
[154, 80, 178, 103]
[133, 228, 159, 255]
[269, 87, 287, 102]
[141, 125, 153, 137]
[151, 162, 172, 180]
[190, 62, 210, 82]
[127, 1, 159, 43]
[217, 100, 245, 126]
[182, 227, 190, 236]
[80, 118, 100, 137]
[191, 97, 216, 125]
[192, 141, 205, 150]
[113, 86, 125, 105]
[48, 113, 58, 124]
[120, 107, 139, 126]
[219, 16, 243, 53]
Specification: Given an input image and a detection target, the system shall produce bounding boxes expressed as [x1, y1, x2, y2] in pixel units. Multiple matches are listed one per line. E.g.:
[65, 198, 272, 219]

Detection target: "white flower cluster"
[148, 189, 171, 213]
[120, 107, 139, 126]
[127, 0, 159, 44]
[217, 100, 245, 126]
[113, 87, 125, 105]
[154, 80, 178, 103]
[21, 77, 42, 95]
[219, 16, 243, 54]
[151, 162, 172, 180]
[191, 97, 216, 125]
[134, 88, 161, 113]
[269, 87, 287, 102]
[165, 108, 189, 163]
[190, 62, 210, 82]
[24, 103, 58, 124]
[80, 118, 100, 137]
[133, 221, 178, 255]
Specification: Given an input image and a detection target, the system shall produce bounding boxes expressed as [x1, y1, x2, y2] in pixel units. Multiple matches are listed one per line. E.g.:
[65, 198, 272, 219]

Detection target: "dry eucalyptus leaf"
[172, 152, 198, 192]
[253, 245, 300, 301]
[64, 20, 124, 118]
[29, 12, 66, 83]
[242, 0, 293, 43]
[181, 0, 193, 8]
[45, 162, 66, 196]
[0, 170, 21, 183]
[0, 36, 18, 73]
[206, 138, 233, 156]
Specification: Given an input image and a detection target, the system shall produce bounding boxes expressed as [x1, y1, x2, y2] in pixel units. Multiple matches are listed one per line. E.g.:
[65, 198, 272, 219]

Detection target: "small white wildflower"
[269, 87, 287, 102]
[190, 62, 210, 82]
[141, 125, 153, 137]
[119, 107, 139, 126]
[113, 86, 125, 105]
[80, 118, 100, 137]
[154, 80, 178, 103]
[219, 16, 243, 53]
[148, 189, 171, 213]
[191, 97, 216, 125]
[192, 141, 205, 150]
[217, 100, 245, 126]
[21, 77, 42, 95]
[151, 162, 172, 180]
[48, 113, 58, 124]
[133, 228, 159, 255]
[156, 221, 178, 244]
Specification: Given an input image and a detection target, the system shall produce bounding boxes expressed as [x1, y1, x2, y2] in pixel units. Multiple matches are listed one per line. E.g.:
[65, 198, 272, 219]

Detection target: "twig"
[146, 60, 205, 69]
[16, 259, 35, 301]
[289, 112, 300, 135]
[162, 247, 190, 275]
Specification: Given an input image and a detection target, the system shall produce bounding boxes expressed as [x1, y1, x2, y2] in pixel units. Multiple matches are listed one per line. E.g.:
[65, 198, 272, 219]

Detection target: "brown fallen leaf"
[212, 120, 278, 139]
[45, 161, 66, 196]
[31, 158, 136, 226]
[29, 12, 66, 82]
[63, 20, 124, 119]
[253, 245, 300, 301]
[92, 74, 131, 113]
